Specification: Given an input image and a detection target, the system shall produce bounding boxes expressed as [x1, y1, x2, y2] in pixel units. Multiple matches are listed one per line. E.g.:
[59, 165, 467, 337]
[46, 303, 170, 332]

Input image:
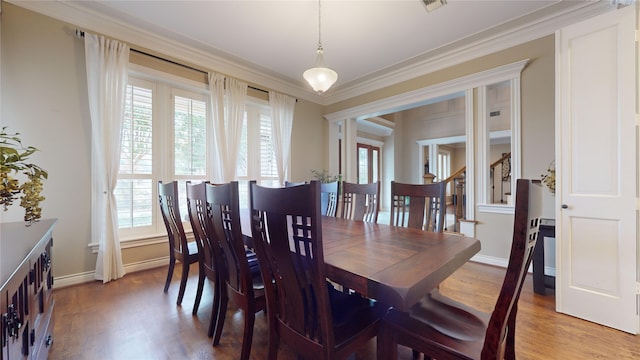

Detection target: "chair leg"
[377, 322, 399, 360]
[164, 257, 175, 292]
[212, 288, 228, 346]
[176, 260, 190, 305]
[505, 305, 518, 360]
[192, 264, 206, 315]
[207, 279, 221, 338]
[267, 320, 279, 360]
[239, 310, 256, 360]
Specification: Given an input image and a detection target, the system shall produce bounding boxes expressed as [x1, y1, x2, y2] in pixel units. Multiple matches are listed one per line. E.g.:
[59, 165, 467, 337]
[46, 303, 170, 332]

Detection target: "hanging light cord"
[317, 0, 323, 51]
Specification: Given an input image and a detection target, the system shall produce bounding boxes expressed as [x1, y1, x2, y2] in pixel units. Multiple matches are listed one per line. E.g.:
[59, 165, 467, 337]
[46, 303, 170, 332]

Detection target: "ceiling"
[11, 0, 614, 103]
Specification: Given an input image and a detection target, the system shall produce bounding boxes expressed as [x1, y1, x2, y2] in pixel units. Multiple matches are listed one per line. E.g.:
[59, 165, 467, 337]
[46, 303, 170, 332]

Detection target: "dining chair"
[320, 180, 339, 217]
[249, 180, 388, 360]
[378, 179, 543, 360]
[205, 181, 266, 360]
[340, 181, 380, 223]
[185, 181, 220, 323]
[390, 181, 446, 232]
[158, 180, 200, 306]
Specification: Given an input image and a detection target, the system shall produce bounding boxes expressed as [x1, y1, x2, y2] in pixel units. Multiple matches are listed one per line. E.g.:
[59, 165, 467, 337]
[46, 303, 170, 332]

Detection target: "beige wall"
[0, 3, 326, 280]
[2, 2, 556, 278]
[326, 36, 557, 262]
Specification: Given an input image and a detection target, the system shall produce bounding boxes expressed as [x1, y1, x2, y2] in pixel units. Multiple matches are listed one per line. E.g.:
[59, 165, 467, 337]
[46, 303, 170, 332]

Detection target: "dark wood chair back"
[206, 181, 258, 300]
[205, 181, 265, 359]
[378, 179, 543, 360]
[390, 181, 446, 232]
[321, 181, 339, 217]
[158, 180, 188, 257]
[185, 181, 217, 318]
[481, 178, 542, 358]
[249, 180, 386, 359]
[340, 181, 380, 223]
[158, 180, 199, 306]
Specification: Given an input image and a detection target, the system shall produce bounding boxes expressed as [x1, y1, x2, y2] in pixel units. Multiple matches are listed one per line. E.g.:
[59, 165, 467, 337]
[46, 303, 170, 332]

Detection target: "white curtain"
[269, 91, 296, 185]
[209, 72, 247, 182]
[84, 33, 128, 283]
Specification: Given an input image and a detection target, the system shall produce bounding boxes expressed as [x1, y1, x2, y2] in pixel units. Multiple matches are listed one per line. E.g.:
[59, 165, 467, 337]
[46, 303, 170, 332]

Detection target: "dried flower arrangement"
[541, 161, 555, 194]
[0, 127, 48, 224]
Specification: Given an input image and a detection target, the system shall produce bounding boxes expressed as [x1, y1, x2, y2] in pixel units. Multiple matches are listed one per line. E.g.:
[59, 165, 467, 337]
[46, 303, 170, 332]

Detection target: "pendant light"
[303, 0, 338, 93]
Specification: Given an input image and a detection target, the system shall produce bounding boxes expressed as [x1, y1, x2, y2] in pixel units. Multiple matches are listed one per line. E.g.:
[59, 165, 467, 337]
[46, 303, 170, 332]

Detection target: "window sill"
[88, 232, 193, 254]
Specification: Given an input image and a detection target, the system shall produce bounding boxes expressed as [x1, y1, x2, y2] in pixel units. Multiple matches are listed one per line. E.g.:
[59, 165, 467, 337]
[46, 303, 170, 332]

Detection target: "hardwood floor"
[49, 261, 639, 359]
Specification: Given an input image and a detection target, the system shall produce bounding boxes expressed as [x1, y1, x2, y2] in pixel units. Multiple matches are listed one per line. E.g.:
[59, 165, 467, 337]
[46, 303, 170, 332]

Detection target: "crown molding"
[323, 1, 613, 105]
[8, 0, 614, 107]
[7, 0, 324, 104]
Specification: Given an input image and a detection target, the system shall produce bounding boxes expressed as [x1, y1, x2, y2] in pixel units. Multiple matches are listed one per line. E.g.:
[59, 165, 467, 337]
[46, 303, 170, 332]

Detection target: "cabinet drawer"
[2, 264, 31, 359]
[31, 300, 53, 360]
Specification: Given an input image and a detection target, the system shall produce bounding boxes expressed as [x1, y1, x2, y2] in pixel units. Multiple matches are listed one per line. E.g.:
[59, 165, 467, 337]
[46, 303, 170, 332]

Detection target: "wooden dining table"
[241, 212, 481, 311]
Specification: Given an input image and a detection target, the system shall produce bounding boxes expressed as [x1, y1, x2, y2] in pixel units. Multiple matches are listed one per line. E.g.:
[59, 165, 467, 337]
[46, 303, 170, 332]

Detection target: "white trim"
[325, 60, 529, 122]
[470, 255, 542, 276]
[417, 135, 466, 146]
[464, 89, 475, 221]
[10, 1, 612, 106]
[324, 1, 612, 104]
[478, 203, 515, 215]
[471, 254, 509, 269]
[477, 86, 489, 204]
[53, 257, 169, 288]
[129, 64, 207, 92]
[329, 61, 527, 223]
[357, 137, 384, 148]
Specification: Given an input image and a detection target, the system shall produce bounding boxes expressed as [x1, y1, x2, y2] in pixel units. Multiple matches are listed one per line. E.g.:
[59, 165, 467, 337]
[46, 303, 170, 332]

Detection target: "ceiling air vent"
[423, 0, 447, 12]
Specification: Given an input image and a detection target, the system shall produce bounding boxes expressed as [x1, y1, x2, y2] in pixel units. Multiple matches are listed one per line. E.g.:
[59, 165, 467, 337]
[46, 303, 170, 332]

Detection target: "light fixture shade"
[303, 66, 338, 93]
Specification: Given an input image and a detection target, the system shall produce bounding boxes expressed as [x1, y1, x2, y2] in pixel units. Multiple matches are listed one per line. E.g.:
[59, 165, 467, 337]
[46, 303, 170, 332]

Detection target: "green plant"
[0, 127, 48, 224]
[310, 169, 340, 183]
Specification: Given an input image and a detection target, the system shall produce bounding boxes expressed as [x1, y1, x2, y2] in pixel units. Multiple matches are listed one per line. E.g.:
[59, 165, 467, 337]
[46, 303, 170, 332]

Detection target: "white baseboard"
[52, 254, 557, 289]
[471, 254, 509, 268]
[53, 257, 170, 289]
[471, 254, 556, 276]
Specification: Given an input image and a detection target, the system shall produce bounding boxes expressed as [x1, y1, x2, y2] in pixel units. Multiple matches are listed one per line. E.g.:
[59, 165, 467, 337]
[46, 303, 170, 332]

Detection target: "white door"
[556, 5, 638, 334]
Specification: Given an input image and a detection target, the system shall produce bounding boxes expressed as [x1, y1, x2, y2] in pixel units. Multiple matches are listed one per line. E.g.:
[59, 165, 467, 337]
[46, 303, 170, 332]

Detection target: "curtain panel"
[208, 72, 248, 183]
[84, 33, 128, 283]
[269, 92, 296, 185]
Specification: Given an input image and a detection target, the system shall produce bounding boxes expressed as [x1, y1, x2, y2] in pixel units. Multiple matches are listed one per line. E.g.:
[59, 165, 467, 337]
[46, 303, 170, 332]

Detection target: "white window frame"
[236, 98, 277, 208]
[114, 67, 210, 244]
[326, 59, 529, 222]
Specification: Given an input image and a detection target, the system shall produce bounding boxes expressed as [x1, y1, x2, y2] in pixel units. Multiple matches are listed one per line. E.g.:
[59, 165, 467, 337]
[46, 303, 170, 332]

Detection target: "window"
[436, 148, 451, 193]
[114, 70, 277, 240]
[115, 75, 208, 239]
[478, 74, 522, 213]
[357, 143, 380, 184]
[236, 101, 277, 208]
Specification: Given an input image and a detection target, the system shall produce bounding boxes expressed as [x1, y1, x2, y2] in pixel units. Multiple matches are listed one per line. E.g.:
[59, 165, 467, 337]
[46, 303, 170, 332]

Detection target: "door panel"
[557, 5, 638, 334]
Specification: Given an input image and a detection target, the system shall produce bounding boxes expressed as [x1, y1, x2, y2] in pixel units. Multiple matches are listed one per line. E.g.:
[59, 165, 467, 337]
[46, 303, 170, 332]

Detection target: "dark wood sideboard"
[1, 219, 56, 360]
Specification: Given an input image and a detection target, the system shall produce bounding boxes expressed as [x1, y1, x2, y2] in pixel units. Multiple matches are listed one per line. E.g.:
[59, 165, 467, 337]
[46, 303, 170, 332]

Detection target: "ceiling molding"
[323, 1, 613, 105]
[8, 0, 323, 103]
[8, 0, 613, 107]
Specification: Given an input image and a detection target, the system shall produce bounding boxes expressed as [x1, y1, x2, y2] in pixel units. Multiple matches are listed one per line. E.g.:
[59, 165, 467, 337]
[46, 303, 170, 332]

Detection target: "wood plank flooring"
[49, 261, 639, 359]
